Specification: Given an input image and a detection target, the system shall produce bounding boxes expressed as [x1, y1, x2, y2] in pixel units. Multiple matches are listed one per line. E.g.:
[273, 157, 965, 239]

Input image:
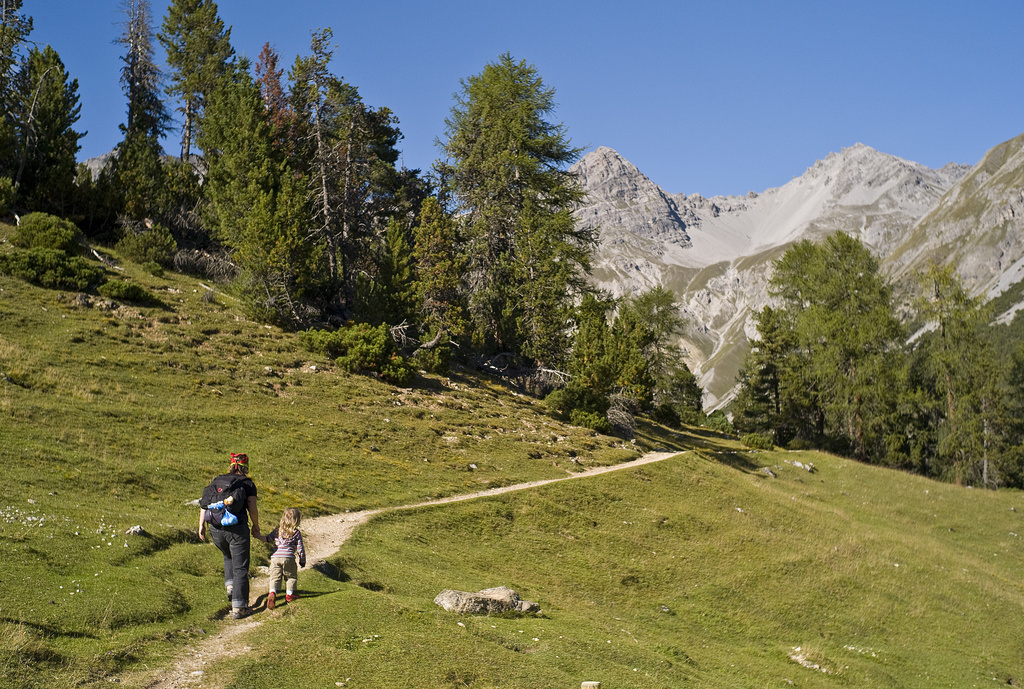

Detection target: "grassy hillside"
[2, 225, 1023, 688]
[279, 450, 1024, 689]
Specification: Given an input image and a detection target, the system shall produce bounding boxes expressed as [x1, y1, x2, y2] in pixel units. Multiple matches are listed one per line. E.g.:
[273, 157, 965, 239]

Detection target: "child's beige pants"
[269, 556, 298, 594]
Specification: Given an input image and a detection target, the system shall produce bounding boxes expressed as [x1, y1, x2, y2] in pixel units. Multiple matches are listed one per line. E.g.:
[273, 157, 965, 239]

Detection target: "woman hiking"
[198, 452, 261, 619]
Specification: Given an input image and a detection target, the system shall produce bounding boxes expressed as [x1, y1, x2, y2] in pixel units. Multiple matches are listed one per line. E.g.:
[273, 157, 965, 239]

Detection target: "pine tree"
[608, 296, 657, 404]
[289, 28, 408, 317]
[568, 292, 618, 398]
[0, 0, 33, 181]
[1000, 344, 1024, 487]
[158, 0, 233, 160]
[10, 45, 83, 215]
[111, 0, 171, 222]
[915, 262, 1005, 486]
[440, 53, 594, 365]
[198, 60, 315, 326]
[355, 218, 418, 328]
[0, 0, 30, 81]
[254, 42, 292, 152]
[410, 195, 468, 364]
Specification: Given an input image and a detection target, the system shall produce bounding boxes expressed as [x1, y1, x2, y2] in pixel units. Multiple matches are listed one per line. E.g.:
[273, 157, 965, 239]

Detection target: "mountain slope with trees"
[571, 140, 1024, 408]
[1, 242, 1022, 688]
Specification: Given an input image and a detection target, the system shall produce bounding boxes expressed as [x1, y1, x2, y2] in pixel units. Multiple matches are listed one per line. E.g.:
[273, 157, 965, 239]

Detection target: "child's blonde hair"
[278, 507, 301, 539]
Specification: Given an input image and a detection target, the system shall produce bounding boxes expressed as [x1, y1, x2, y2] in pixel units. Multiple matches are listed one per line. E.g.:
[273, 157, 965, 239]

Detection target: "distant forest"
[1, 0, 1022, 488]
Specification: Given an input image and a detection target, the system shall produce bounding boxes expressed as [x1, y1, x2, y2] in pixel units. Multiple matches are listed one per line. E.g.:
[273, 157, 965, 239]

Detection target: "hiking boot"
[231, 606, 251, 620]
[267, 591, 276, 610]
[285, 593, 298, 603]
[226, 587, 233, 602]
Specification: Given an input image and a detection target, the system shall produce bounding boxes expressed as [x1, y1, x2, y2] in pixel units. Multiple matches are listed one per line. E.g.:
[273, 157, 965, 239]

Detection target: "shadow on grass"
[709, 449, 763, 474]
[250, 587, 342, 614]
[311, 559, 351, 582]
[0, 616, 97, 640]
[679, 426, 741, 447]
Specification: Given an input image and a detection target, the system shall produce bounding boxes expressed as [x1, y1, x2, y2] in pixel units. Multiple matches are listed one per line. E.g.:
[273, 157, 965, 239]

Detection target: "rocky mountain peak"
[573, 136, 1023, 409]
[572, 147, 694, 253]
[574, 147, 672, 210]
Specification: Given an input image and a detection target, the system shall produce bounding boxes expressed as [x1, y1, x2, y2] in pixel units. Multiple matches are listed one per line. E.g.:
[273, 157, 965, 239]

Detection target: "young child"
[261, 507, 306, 610]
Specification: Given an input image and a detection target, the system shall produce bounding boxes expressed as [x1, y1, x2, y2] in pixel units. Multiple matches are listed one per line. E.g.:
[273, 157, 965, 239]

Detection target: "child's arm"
[296, 530, 306, 568]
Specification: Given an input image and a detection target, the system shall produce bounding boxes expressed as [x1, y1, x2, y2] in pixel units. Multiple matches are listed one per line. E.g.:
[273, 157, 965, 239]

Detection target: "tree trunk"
[180, 98, 193, 160]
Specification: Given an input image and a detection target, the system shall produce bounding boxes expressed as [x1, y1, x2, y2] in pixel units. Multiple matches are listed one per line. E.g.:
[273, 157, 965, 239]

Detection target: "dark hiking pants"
[210, 523, 250, 609]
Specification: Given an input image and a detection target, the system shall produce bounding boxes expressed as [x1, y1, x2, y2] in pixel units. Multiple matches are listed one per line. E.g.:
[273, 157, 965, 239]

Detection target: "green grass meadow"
[2, 224, 1023, 687]
[229, 450, 1022, 689]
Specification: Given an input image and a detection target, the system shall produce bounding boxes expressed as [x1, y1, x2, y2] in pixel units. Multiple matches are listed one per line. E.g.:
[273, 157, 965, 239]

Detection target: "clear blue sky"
[26, 0, 1024, 197]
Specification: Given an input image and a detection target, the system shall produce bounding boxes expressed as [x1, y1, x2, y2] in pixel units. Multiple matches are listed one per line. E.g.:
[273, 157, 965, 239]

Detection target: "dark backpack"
[199, 474, 249, 526]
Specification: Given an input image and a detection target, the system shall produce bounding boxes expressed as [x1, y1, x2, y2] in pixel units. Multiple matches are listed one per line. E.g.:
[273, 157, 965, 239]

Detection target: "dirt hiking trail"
[138, 451, 680, 689]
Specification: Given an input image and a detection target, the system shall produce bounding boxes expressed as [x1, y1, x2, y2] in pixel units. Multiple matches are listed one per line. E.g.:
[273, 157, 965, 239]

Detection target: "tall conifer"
[111, 0, 170, 222]
[11, 45, 83, 215]
[199, 61, 314, 326]
[0, 0, 32, 181]
[915, 262, 1005, 486]
[440, 53, 594, 366]
[289, 28, 407, 317]
[159, 0, 233, 160]
[412, 196, 468, 349]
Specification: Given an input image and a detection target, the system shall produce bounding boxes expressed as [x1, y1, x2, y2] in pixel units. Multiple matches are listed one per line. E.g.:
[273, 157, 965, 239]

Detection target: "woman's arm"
[248, 495, 260, 538]
[198, 508, 207, 541]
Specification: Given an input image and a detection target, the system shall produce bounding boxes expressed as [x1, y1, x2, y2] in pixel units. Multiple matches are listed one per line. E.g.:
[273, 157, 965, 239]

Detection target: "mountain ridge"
[572, 136, 1020, 408]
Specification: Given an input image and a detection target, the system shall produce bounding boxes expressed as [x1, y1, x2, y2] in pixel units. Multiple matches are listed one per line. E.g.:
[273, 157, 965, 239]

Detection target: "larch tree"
[439, 53, 594, 367]
[158, 0, 234, 161]
[763, 232, 904, 459]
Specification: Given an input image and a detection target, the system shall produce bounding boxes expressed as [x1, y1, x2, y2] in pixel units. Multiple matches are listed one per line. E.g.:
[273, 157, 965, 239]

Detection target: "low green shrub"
[12, 212, 84, 255]
[143, 261, 164, 277]
[678, 406, 705, 426]
[411, 345, 452, 374]
[569, 409, 613, 435]
[703, 409, 736, 435]
[116, 222, 177, 266]
[544, 383, 609, 419]
[302, 323, 415, 385]
[98, 278, 154, 305]
[544, 388, 572, 417]
[379, 354, 415, 386]
[0, 247, 104, 291]
[741, 433, 775, 450]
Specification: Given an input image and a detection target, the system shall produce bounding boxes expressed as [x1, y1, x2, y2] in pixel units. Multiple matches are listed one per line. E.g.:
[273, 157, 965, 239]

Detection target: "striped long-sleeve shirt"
[266, 528, 306, 567]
